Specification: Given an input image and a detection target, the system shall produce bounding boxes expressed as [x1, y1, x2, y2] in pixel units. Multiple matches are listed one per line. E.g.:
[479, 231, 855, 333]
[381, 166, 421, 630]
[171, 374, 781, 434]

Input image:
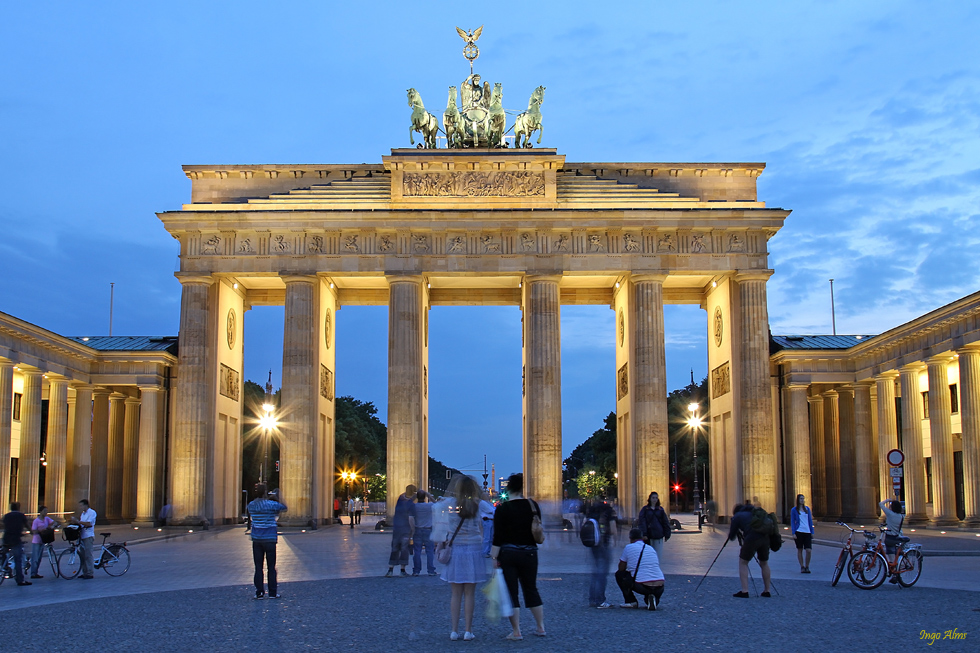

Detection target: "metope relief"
[320, 364, 334, 400]
[554, 234, 569, 252]
[345, 235, 359, 253]
[201, 235, 221, 255]
[657, 234, 676, 253]
[588, 234, 605, 252]
[623, 234, 640, 252]
[691, 233, 706, 253]
[402, 171, 545, 197]
[482, 234, 500, 253]
[413, 235, 430, 252]
[521, 233, 535, 252]
[728, 233, 745, 253]
[711, 361, 731, 399]
[617, 362, 629, 400]
[379, 235, 394, 252]
[448, 236, 465, 253]
[308, 235, 324, 254]
[238, 238, 254, 254]
[272, 235, 290, 253]
[219, 363, 240, 401]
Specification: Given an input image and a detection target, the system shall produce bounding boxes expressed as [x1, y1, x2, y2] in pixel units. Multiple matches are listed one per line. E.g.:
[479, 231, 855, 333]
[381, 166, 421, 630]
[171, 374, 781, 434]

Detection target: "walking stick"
[747, 563, 759, 596]
[694, 538, 729, 593]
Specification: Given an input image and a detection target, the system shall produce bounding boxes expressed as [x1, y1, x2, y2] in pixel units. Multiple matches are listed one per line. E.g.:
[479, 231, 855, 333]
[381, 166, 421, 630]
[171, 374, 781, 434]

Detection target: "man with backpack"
[727, 502, 776, 598]
[583, 497, 618, 608]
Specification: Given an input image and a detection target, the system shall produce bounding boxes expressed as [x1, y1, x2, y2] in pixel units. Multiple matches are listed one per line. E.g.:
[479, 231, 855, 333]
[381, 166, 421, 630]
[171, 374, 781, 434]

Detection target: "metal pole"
[109, 282, 115, 336]
[829, 279, 836, 335]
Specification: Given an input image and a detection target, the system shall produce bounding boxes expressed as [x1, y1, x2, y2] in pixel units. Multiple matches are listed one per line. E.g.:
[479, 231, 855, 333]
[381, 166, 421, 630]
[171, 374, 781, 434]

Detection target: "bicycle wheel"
[897, 549, 923, 587]
[47, 547, 60, 578]
[831, 549, 847, 586]
[0, 554, 7, 586]
[847, 551, 887, 589]
[102, 545, 130, 576]
[58, 547, 81, 579]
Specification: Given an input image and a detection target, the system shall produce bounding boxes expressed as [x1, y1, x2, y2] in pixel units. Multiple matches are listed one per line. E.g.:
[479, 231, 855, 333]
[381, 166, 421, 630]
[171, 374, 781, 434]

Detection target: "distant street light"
[688, 402, 705, 531]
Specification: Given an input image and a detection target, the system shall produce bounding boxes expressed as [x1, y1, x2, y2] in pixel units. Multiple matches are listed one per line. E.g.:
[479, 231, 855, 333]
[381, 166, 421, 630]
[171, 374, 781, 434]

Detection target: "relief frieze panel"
[219, 363, 240, 401]
[402, 171, 545, 197]
[711, 361, 731, 399]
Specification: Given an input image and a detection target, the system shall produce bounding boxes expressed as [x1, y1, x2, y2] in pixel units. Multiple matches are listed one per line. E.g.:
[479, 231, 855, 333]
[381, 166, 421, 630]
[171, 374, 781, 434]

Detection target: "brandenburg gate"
[158, 147, 789, 526]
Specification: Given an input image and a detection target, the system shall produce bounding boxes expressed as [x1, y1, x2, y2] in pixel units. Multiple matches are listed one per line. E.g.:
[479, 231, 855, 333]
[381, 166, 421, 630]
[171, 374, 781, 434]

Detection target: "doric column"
[70, 386, 94, 505]
[44, 378, 70, 514]
[0, 360, 13, 507]
[853, 382, 877, 520]
[958, 347, 980, 524]
[875, 373, 899, 509]
[838, 386, 857, 520]
[735, 272, 776, 510]
[784, 384, 811, 504]
[387, 275, 427, 518]
[105, 392, 126, 520]
[135, 386, 163, 525]
[522, 275, 562, 522]
[823, 389, 841, 520]
[16, 369, 43, 510]
[927, 355, 958, 526]
[899, 364, 928, 523]
[171, 276, 213, 525]
[121, 396, 140, 520]
[281, 276, 319, 525]
[807, 393, 826, 517]
[631, 274, 667, 516]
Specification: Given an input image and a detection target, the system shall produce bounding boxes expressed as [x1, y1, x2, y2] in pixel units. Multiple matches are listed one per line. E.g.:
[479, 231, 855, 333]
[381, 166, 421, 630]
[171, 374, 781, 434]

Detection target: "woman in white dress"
[439, 474, 488, 641]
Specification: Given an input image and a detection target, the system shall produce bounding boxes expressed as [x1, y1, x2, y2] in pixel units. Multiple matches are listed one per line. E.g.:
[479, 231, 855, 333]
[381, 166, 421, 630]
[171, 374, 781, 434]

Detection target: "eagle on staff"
[456, 25, 483, 45]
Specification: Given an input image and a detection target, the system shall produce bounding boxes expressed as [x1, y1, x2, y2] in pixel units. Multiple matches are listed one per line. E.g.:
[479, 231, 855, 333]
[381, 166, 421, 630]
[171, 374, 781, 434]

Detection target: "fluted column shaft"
[927, 357, 958, 525]
[736, 274, 776, 510]
[807, 394, 826, 517]
[121, 396, 140, 520]
[387, 277, 426, 518]
[135, 387, 163, 524]
[958, 348, 980, 524]
[899, 365, 927, 522]
[523, 276, 562, 522]
[44, 379, 69, 514]
[105, 393, 126, 520]
[784, 385, 811, 502]
[823, 390, 841, 520]
[281, 277, 318, 524]
[70, 386, 94, 506]
[875, 374, 899, 507]
[631, 276, 667, 515]
[171, 278, 212, 524]
[853, 383, 877, 520]
[0, 361, 13, 507]
[838, 387, 857, 520]
[17, 370, 43, 510]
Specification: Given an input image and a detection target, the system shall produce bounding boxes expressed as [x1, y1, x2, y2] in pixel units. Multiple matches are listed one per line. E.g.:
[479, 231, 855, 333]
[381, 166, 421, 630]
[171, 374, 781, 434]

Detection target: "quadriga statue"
[407, 88, 439, 149]
[514, 86, 545, 148]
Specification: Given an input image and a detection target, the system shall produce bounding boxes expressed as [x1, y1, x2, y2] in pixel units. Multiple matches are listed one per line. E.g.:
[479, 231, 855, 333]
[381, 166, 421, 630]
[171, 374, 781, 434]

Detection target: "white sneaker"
[597, 602, 613, 609]
[450, 632, 459, 641]
[619, 602, 638, 609]
[463, 632, 475, 641]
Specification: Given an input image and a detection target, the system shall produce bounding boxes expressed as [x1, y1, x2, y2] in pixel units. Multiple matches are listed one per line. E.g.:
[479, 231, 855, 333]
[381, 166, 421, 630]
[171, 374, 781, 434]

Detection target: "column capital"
[0, 358, 13, 369]
[927, 353, 956, 366]
[109, 391, 128, 400]
[524, 274, 562, 284]
[19, 367, 43, 378]
[822, 389, 839, 399]
[785, 382, 810, 390]
[955, 344, 980, 356]
[629, 272, 668, 284]
[806, 394, 824, 405]
[137, 385, 165, 395]
[874, 370, 900, 382]
[899, 362, 926, 373]
[385, 274, 425, 286]
[124, 396, 141, 407]
[174, 272, 213, 286]
[733, 270, 774, 283]
[281, 274, 318, 285]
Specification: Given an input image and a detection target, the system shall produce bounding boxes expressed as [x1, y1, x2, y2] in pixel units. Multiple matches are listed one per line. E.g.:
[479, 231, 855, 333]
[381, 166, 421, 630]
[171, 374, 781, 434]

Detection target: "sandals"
[533, 630, 547, 637]
[505, 633, 524, 641]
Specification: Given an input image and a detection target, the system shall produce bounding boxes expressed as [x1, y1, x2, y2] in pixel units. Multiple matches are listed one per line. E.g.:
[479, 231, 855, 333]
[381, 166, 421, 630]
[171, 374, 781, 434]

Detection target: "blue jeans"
[481, 519, 493, 556]
[589, 543, 612, 605]
[412, 527, 435, 574]
[31, 543, 44, 577]
[9, 543, 25, 584]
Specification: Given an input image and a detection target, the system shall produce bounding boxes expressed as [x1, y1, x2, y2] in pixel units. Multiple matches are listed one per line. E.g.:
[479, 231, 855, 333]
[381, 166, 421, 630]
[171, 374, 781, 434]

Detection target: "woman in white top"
[790, 494, 814, 573]
[439, 474, 488, 642]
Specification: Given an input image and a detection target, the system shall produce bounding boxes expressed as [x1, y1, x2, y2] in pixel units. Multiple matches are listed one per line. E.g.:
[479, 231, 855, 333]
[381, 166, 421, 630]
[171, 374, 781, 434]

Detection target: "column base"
[929, 517, 962, 528]
[905, 514, 930, 526]
[131, 520, 156, 528]
[960, 517, 980, 528]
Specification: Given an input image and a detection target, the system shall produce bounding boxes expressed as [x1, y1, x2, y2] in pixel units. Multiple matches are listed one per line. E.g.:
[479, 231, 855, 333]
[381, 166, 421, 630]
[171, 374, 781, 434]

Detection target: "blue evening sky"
[2, 2, 978, 479]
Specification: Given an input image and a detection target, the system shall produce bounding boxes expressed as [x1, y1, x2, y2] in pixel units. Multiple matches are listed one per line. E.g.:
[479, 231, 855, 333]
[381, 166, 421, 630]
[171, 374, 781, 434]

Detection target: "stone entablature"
[772, 290, 980, 385]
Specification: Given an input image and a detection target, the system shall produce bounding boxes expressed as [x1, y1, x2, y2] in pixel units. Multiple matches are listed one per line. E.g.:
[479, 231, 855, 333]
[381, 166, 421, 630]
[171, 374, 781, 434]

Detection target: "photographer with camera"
[247, 484, 287, 599]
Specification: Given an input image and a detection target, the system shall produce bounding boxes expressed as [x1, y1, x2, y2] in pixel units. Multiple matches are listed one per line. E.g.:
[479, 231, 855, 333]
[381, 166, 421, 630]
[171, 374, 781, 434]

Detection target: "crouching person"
[615, 528, 665, 610]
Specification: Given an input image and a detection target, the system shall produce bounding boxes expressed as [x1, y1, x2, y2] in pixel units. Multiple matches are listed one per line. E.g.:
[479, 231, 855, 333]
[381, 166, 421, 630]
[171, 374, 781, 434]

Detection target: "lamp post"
[340, 470, 357, 526]
[259, 403, 277, 484]
[687, 402, 704, 531]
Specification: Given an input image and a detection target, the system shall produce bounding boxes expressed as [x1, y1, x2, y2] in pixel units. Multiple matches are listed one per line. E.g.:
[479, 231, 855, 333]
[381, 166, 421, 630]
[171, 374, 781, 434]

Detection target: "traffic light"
[275, 460, 280, 472]
[673, 483, 681, 493]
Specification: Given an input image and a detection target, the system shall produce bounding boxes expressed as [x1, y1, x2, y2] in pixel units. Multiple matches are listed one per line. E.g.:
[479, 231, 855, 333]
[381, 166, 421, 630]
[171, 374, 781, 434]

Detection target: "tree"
[576, 468, 608, 500]
[667, 376, 710, 512]
[563, 412, 617, 497]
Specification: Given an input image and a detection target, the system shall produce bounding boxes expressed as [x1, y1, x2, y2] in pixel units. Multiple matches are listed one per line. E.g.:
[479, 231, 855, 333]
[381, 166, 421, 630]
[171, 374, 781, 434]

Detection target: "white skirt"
[441, 543, 489, 584]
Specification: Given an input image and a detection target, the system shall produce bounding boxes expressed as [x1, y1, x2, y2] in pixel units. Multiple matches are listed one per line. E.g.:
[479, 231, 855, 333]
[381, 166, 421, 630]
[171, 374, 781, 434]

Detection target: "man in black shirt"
[2, 502, 31, 586]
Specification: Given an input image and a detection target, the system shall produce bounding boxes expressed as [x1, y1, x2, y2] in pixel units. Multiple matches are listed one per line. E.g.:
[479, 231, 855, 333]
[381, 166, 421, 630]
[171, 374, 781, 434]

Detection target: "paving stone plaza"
[2, 516, 979, 650]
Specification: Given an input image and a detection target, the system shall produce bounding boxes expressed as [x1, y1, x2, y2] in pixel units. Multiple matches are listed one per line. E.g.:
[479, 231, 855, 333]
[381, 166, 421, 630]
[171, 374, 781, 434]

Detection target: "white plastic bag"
[482, 568, 514, 621]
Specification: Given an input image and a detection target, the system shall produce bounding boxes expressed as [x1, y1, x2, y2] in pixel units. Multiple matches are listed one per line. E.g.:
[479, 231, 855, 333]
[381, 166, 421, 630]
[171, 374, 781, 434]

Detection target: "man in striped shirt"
[247, 484, 287, 599]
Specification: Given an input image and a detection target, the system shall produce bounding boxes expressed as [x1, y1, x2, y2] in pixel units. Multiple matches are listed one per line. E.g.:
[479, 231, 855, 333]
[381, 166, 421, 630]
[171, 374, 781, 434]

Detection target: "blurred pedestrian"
[585, 496, 617, 608]
[385, 485, 416, 578]
[492, 473, 546, 640]
[347, 496, 356, 528]
[728, 502, 772, 598]
[247, 484, 287, 599]
[29, 505, 58, 579]
[790, 494, 814, 573]
[479, 493, 495, 557]
[637, 491, 671, 559]
[440, 475, 487, 641]
[354, 497, 363, 525]
[2, 502, 30, 586]
[413, 490, 437, 576]
[615, 528, 665, 610]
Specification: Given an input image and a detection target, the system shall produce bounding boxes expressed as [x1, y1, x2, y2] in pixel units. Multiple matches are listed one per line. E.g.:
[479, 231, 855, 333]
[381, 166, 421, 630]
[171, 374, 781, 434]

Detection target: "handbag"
[529, 499, 545, 545]
[436, 517, 465, 565]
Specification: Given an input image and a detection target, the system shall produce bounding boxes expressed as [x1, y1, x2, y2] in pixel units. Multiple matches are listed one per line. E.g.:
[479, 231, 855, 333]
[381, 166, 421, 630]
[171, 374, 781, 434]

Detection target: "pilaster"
[783, 384, 811, 506]
[822, 389, 841, 520]
[899, 364, 928, 523]
[121, 396, 141, 520]
[522, 275, 562, 523]
[838, 386, 857, 520]
[806, 393, 826, 517]
[926, 355, 958, 526]
[44, 378, 69, 514]
[70, 385, 94, 506]
[134, 386, 164, 525]
[853, 382, 877, 521]
[106, 392, 126, 520]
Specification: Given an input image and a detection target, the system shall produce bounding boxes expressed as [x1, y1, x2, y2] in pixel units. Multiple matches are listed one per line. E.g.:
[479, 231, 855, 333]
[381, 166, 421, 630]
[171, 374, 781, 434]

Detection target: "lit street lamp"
[259, 402, 278, 484]
[687, 402, 704, 531]
[340, 470, 358, 527]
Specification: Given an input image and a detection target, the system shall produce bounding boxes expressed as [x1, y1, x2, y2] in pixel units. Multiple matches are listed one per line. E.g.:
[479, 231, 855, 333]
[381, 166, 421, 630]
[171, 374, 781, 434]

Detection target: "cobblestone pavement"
[2, 515, 979, 649]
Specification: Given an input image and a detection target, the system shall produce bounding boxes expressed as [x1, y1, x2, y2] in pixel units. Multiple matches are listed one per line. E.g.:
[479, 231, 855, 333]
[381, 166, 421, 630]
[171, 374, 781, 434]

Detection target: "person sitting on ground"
[727, 502, 773, 598]
[615, 528, 665, 610]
